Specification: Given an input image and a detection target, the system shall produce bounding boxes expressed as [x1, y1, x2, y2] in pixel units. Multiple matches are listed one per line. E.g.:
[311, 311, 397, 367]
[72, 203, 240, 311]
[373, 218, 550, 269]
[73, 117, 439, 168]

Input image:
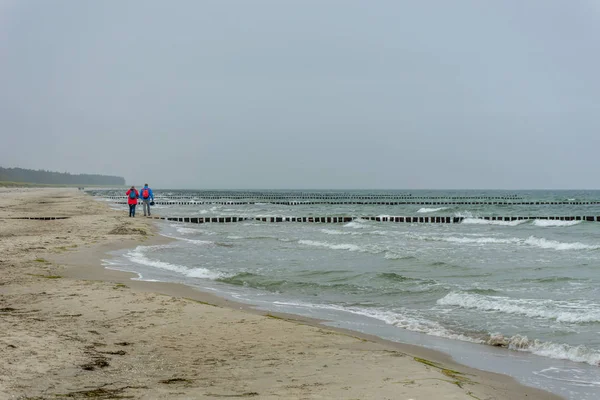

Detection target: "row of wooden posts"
[97, 194, 523, 200]
[152, 215, 600, 224]
[12, 215, 599, 223]
[111, 200, 600, 206]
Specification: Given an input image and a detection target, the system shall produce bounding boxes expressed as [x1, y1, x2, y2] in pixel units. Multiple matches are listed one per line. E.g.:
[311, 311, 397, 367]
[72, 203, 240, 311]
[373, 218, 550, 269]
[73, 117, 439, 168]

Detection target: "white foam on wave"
[438, 292, 600, 323]
[162, 233, 215, 246]
[273, 299, 600, 365]
[124, 245, 223, 279]
[298, 239, 363, 252]
[384, 252, 415, 260]
[176, 226, 203, 234]
[168, 224, 216, 236]
[370, 230, 393, 236]
[272, 300, 483, 344]
[532, 220, 582, 227]
[493, 334, 600, 366]
[445, 236, 520, 245]
[417, 207, 448, 213]
[178, 238, 215, 245]
[462, 218, 528, 226]
[344, 218, 368, 229]
[321, 228, 349, 235]
[524, 236, 600, 251]
[411, 233, 598, 251]
[321, 228, 362, 236]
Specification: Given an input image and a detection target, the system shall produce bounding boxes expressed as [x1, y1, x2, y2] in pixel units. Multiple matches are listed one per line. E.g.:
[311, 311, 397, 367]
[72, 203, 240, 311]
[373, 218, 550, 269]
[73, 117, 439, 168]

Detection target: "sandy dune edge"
[0, 188, 561, 399]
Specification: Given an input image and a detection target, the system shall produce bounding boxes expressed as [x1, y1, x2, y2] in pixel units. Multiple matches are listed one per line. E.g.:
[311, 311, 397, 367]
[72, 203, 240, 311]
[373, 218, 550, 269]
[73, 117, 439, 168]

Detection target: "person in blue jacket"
[139, 183, 154, 216]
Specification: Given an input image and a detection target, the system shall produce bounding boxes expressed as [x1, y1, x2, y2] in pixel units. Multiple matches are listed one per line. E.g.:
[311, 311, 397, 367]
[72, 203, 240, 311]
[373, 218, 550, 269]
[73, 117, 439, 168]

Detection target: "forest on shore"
[0, 167, 125, 186]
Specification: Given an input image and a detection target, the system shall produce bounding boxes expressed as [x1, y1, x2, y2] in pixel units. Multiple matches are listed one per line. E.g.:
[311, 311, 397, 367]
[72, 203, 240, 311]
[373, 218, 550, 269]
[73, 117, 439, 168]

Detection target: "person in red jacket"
[125, 186, 139, 217]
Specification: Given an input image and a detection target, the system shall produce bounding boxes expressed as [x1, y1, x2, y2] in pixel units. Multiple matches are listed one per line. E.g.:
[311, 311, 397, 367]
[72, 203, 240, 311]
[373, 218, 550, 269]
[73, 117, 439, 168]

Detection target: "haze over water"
[92, 189, 600, 399]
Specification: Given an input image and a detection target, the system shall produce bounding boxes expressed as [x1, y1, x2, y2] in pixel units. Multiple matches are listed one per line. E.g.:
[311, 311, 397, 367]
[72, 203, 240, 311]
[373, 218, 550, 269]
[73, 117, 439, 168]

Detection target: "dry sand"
[0, 188, 562, 399]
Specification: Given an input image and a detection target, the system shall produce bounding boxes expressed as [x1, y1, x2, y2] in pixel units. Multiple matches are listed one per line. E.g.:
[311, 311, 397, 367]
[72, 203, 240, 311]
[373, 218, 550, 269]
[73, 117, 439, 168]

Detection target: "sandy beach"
[0, 188, 561, 399]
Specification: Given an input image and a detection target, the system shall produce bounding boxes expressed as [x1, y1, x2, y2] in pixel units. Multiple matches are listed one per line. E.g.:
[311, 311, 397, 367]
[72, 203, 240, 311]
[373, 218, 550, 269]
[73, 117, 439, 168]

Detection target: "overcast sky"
[1, 0, 599, 189]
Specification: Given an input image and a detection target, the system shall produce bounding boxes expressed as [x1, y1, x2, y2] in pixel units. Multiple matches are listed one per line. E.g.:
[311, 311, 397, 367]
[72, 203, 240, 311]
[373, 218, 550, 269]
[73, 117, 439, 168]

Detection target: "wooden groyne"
[93, 193, 522, 201]
[109, 200, 600, 206]
[3, 215, 595, 223]
[151, 215, 600, 223]
[1, 217, 71, 220]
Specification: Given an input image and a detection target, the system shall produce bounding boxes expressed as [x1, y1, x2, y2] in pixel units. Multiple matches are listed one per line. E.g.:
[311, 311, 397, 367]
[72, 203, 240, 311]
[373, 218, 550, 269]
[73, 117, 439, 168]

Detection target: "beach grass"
[414, 357, 474, 388]
[113, 283, 128, 289]
[184, 297, 219, 307]
[27, 274, 62, 279]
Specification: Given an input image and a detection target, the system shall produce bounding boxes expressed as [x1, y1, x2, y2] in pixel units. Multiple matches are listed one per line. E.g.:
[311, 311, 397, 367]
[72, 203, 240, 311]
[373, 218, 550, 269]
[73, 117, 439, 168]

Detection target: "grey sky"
[1, 0, 599, 189]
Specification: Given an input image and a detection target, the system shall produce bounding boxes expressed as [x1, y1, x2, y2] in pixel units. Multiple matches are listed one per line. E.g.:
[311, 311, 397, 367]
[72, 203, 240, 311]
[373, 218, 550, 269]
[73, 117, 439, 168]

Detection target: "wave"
[532, 220, 582, 227]
[459, 218, 583, 228]
[217, 272, 366, 294]
[371, 230, 395, 236]
[321, 228, 363, 236]
[377, 272, 421, 282]
[217, 270, 441, 296]
[344, 218, 369, 229]
[437, 291, 600, 323]
[273, 299, 600, 365]
[184, 238, 216, 245]
[124, 245, 223, 279]
[298, 239, 364, 252]
[175, 227, 203, 234]
[524, 236, 600, 251]
[445, 236, 520, 245]
[384, 252, 416, 260]
[161, 234, 215, 246]
[237, 235, 280, 240]
[487, 334, 600, 366]
[429, 261, 468, 269]
[454, 211, 478, 218]
[409, 233, 598, 251]
[464, 288, 501, 295]
[272, 300, 485, 344]
[376, 273, 439, 289]
[297, 269, 354, 277]
[461, 218, 528, 226]
[417, 207, 448, 213]
[521, 276, 585, 284]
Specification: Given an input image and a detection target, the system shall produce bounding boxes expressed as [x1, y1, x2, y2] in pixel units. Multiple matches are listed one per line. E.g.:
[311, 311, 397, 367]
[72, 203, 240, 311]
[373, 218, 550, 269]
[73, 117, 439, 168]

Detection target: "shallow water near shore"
[94, 189, 600, 399]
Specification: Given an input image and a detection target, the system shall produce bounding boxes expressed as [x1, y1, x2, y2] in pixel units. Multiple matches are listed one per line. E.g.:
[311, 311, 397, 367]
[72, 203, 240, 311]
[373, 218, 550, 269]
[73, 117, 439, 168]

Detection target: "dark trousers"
[129, 204, 136, 217]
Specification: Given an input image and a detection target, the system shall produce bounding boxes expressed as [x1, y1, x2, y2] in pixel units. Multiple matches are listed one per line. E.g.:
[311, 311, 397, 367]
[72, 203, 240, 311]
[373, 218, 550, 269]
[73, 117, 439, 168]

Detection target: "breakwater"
[96, 193, 522, 201]
[151, 215, 600, 223]
[110, 200, 600, 206]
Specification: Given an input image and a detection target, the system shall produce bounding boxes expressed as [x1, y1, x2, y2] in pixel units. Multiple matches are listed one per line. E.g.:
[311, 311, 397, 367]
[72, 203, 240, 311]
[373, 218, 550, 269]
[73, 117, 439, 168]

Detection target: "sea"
[89, 189, 600, 399]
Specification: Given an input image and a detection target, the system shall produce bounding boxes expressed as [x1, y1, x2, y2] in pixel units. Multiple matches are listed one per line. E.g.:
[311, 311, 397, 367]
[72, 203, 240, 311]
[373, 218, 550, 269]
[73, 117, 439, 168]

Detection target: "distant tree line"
[0, 167, 125, 186]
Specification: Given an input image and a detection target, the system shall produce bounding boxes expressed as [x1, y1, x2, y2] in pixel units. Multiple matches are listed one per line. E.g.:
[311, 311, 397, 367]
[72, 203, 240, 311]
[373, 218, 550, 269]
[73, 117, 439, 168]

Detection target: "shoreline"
[0, 188, 562, 399]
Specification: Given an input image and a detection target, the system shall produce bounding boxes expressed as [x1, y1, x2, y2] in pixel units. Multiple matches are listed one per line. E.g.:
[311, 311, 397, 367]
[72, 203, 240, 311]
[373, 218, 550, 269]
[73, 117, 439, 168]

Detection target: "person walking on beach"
[126, 186, 139, 217]
[140, 183, 154, 217]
